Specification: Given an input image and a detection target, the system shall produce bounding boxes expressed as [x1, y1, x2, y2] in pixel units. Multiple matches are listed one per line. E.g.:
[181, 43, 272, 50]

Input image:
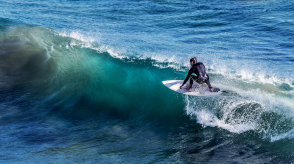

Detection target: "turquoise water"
[0, 0, 293, 163]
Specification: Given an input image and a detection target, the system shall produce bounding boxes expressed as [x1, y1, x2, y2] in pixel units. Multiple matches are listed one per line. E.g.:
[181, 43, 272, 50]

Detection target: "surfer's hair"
[190, 57, 197, 64]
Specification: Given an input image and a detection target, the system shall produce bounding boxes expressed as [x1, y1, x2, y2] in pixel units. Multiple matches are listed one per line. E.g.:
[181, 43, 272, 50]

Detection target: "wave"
[0, 25, 293, 142]
[60, 30, 294, 88]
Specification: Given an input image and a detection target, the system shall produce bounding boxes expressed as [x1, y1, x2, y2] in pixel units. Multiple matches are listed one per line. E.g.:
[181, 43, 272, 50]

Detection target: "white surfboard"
[162, 80, 222, 96]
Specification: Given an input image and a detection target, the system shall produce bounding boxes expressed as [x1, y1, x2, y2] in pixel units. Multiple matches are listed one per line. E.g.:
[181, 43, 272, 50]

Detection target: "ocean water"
[0, 0, 293, 163]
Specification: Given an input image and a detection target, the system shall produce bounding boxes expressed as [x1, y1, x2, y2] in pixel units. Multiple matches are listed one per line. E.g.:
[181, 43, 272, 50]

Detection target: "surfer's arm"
[180, 69, 193, 89]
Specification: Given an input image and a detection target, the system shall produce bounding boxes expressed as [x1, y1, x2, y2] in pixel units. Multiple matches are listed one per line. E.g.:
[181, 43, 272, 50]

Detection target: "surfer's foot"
[202, 83, 206, 87]
[210, 87, 220, 92]
[210, 88, 215, 92]
[189, 88, 192, 92]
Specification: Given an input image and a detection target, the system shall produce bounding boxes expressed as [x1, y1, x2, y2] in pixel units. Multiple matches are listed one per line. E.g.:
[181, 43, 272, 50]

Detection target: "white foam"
[269, 126, 294, 142]
[185, 82, 294, 141]
[185, 95, 258, 134]
[192, 110, 256, 134]
[234, 87, 294, 116]
[209, 66, 293, 88]
[59, 31, 95, 43]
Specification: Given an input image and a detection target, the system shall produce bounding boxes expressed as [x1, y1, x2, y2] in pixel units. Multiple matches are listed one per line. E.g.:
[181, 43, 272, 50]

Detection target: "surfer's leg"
[189, 75, 197, 92]
[205, 79, 220, 92]
[204, 78, 215, 92]
[189, 78, 193, 88]
[189, 78, 193, 92]
[205, 79, 212, 88]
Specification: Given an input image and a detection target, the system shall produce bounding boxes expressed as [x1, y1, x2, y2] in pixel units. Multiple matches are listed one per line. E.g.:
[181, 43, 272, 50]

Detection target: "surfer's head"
[190, 57, 197, 66]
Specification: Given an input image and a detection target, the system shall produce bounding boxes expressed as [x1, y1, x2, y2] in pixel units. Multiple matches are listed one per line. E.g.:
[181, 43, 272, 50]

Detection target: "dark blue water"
[0, 0, 293, 163]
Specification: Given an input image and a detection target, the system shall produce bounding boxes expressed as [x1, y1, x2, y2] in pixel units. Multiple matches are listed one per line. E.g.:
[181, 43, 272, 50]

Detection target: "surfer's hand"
[180, 85, 183, 89]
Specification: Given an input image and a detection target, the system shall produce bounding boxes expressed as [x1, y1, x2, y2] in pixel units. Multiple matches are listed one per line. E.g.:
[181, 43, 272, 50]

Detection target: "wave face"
[0, 0, 294, 163]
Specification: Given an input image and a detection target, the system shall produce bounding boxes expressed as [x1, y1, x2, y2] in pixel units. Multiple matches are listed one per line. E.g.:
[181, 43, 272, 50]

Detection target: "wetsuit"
[182, 62, 212, 89]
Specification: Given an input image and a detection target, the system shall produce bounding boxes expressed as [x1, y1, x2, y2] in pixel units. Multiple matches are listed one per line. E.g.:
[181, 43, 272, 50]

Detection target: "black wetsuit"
[182, 62, 212, 89]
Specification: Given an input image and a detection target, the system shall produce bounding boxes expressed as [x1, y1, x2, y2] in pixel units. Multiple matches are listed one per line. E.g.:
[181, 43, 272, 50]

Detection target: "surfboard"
[162, 80, 222, 96]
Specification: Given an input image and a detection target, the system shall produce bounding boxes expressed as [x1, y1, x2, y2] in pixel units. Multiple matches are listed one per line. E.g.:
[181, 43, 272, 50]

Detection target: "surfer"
[180, 57, 218, 92]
